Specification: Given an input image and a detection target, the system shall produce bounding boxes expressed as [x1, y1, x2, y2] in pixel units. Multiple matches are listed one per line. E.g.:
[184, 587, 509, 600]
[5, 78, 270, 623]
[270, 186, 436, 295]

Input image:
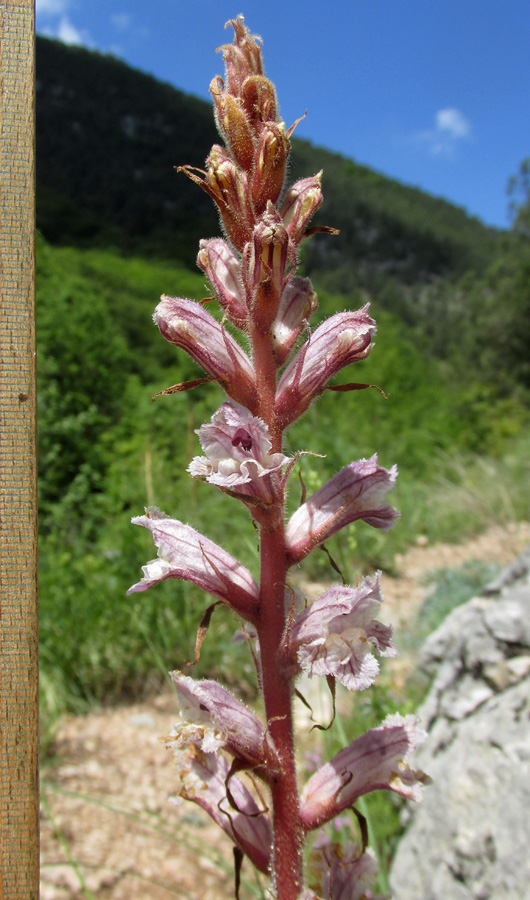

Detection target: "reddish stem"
[258, 526, 303, 900]
[252, 319, 303, 898]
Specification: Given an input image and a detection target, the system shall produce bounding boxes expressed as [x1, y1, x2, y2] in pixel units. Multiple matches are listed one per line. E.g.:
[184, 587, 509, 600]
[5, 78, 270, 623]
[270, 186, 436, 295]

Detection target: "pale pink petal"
[170, 747, 271, 874]
[290, 575, 396, 691]
[275, 306, 376, 426]
[169, 672, 277, 770]
[300, 714, 430, 831]
[127, 508, 258, 622]
[285, 456, 399, 564]
[188, 402, 289, 500]
[154, 295, 257, 410]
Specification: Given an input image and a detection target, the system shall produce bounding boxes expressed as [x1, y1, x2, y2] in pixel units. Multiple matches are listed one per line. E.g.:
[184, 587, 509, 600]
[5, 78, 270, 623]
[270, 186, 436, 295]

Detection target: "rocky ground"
[40, 522, 530, 900]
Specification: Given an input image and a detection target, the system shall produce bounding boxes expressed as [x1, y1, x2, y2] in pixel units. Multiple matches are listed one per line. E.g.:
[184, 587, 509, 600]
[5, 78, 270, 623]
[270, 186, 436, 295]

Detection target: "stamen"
[232, 427, 253, 451]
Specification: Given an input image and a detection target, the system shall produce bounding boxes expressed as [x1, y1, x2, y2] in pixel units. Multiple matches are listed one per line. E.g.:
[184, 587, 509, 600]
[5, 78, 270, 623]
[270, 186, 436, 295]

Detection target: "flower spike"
[130, 17, 428, 898]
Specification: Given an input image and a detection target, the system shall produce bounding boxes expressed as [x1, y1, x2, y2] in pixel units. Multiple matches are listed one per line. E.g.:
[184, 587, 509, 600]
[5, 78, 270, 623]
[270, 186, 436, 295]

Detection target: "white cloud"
[35, 0, 92, 47]
[414, 107, 472, 159]
[56, 15, 86, 45]
[435, 108, 470, 139]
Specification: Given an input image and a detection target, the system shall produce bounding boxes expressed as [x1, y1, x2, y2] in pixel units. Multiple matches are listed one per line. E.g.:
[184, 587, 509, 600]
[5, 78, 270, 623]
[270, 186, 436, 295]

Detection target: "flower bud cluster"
[130, 16, 428, 900]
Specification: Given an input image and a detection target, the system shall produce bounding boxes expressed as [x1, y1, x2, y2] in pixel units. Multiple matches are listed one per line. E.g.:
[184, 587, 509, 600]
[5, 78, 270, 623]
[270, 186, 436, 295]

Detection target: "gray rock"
[389, 545, 530, 900]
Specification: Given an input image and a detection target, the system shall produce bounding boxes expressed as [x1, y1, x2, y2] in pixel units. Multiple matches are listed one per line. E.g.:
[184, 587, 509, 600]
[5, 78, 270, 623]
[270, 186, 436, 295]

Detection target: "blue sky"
[36, 0, 530, 229]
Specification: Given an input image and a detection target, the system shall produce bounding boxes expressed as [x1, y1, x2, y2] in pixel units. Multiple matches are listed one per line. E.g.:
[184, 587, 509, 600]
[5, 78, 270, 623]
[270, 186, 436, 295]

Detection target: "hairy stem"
[258, 526, 303, 900]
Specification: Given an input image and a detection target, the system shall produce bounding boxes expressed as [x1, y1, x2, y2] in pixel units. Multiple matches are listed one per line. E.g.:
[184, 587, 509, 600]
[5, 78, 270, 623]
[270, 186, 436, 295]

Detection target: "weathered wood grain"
[0, 1, 38, 897]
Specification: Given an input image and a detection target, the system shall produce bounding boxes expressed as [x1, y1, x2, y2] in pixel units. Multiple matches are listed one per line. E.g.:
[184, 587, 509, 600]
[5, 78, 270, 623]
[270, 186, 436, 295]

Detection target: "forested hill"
[36, 35, 502, 285]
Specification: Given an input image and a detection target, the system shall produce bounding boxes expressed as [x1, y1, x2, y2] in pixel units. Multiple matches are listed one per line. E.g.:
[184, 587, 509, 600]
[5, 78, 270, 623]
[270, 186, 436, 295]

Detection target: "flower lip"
[290, 574, 397, 692]
[169, 672, 277, 770]
[300, 713, 430, 832]
[187, 401, 290, 494]
[127, 508, 259, 622]
[285, 455, 399, 564]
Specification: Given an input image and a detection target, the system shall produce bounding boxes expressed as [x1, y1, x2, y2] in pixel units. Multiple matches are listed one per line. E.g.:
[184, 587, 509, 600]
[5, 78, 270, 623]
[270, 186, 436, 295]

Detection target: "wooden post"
[0, 2, 39, 898]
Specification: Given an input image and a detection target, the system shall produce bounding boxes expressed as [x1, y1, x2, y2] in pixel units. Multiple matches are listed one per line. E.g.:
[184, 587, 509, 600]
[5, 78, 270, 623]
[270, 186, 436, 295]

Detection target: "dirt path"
[40, 522, 530, 900]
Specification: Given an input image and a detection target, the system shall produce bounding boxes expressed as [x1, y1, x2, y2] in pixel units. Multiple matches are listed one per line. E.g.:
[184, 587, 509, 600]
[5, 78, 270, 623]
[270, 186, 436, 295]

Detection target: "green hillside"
[36, 36, 502, 282]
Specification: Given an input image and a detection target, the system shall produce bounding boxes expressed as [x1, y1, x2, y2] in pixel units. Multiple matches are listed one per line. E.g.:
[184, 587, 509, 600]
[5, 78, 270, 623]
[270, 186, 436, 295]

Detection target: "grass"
[415, 559, 502, 637]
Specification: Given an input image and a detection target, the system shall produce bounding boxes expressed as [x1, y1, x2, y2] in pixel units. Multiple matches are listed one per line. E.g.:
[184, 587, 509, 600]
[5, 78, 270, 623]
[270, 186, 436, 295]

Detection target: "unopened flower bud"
[197, 238, 248, 328]
[251, 122, 290, 215]
[205, 145, 254, 250]
[272, 276, 318, 365]
[210, 77, 255, 171]
[154, 296, 257, 410]
[219, 16, 263, 97]
[241, 75, 278, 134]
[243, 205, 292, 330]
[280, 173, 323, 244]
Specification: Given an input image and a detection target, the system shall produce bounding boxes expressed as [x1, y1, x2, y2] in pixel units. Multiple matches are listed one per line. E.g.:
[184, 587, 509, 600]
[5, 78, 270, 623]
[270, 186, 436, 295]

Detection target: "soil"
[40, 522, 530, 900]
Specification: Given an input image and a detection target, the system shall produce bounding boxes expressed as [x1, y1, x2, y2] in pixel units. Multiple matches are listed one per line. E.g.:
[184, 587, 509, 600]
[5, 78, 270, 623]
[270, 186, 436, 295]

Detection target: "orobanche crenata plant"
[129, 16, 429, 900]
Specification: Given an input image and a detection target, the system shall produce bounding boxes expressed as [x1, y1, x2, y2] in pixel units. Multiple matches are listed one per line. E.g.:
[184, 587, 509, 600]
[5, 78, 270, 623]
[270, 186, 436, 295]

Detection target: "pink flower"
[170, 746, 272, 874]
[127, 508, 258, 622]
[272, 276, 318, 365]
[275, 306, 376, 427]
[289, 575, 396, 691]
[285, 456, 399, 564]
[280, 173, 323, 244]
[197, 238, 248, 329]
[309, 843, 379, 900]
[187, 401, 289, 503]
[300, 714, 430, 831]
[168, 672, 277, 771]
[154, 295, 257, 411]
